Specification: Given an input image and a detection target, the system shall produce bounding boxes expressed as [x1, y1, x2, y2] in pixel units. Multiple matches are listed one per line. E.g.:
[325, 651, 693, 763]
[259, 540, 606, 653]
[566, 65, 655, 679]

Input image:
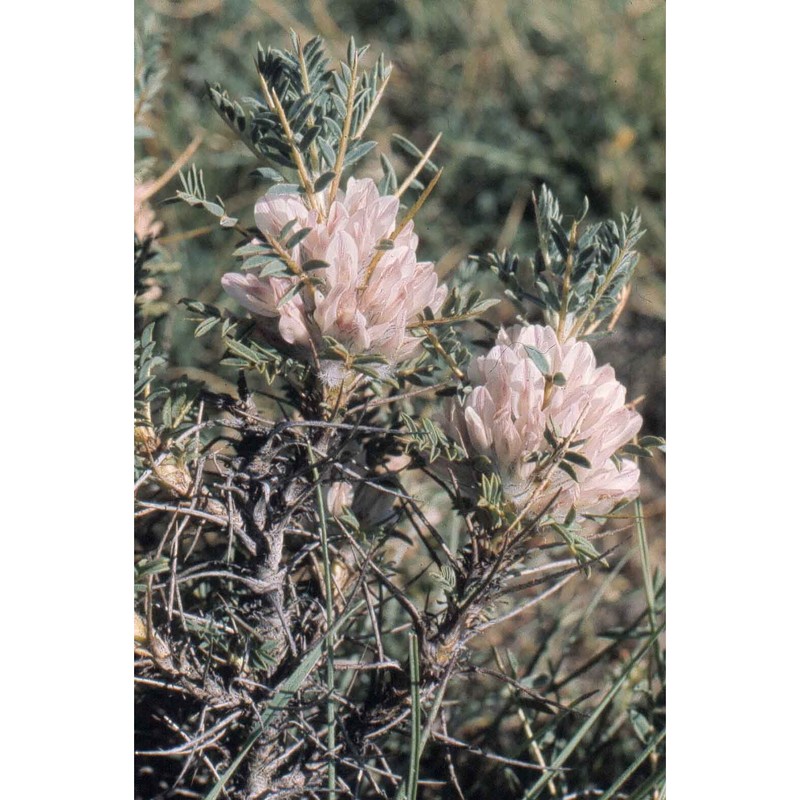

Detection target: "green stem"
[407, 633, 421, 800]
[635, 499, 665, 684]
[556, 221, 577, 342]
[566, 245, 627, 340]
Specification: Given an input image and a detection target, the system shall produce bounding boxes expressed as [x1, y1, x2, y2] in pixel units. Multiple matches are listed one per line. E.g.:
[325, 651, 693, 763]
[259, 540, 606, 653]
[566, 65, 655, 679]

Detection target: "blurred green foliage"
[135, 0, 664, 404]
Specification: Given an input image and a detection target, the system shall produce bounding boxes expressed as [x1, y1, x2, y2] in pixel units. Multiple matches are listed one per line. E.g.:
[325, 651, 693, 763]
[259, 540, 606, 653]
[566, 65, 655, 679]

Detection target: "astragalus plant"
[135, 33, 665, 800]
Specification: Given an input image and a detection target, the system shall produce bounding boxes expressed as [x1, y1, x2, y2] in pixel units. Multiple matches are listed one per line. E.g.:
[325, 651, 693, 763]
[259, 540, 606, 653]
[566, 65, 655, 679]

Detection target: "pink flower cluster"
[445, 324, 642, 522]
[222, 178, 447, 385]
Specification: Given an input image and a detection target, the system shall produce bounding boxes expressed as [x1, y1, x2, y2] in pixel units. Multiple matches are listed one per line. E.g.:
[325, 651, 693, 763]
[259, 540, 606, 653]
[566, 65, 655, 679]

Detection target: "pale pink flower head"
[444, 324, 642, 522]
[222, 178, 447, 385]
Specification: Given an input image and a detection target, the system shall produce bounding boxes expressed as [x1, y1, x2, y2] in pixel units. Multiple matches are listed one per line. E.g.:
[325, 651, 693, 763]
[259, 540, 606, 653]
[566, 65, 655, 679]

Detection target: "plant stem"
[395, 132, 442, 199]
[556, 220, 578, 342]
[353, 64, 392, 140]
[360, 168, 443, 290]
[269, 87, 322, 214]
[308, 441, 337, 797]
[327, 51, 359, 206]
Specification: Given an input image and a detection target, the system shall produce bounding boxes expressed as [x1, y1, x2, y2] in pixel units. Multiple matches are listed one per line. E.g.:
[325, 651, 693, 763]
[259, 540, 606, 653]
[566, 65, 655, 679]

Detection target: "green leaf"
[241, 255, 274, 271]
[278, 218, 297, 239]
[318, 139, 336, 167]
[233, 242, 270, 258]
[194, 316, 220, 338]
[523, 345, 549, 375]
[551, 223, 570, 259]
[201, 199, 225, 217]
[392, 133, 425, 160]
[379, 153, 398, 194]
[250, 167, 285, 183]
[619, 443, 653, 458]
[629, 708, 653, 744]
[135, 557, 170, 579]
[285, 226, 312, 249]
[302, 259, 329, 272]
[180, 299, 220, 317]
[343, 139, 377, 167]
[557, 461, 578, 481]
[313, 171, 336, 192]
[276, 282, 304, 308]
[543, 424, 561, 449]
[354, 363, 383, 381]
[266, 182, 301, 196]
[469, 298, 501, 314]
[563, 451, 591, 469]
[260, 261, 291, 278]
[352, 353, 389, 365]
[639, 435, 666, 450]
[299, 124, 322, 151]
[224, 338, 263, 362]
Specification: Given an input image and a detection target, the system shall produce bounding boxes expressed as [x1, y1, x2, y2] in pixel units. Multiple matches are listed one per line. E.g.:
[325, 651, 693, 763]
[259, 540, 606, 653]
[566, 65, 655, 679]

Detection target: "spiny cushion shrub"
[135, 29, 665, 800]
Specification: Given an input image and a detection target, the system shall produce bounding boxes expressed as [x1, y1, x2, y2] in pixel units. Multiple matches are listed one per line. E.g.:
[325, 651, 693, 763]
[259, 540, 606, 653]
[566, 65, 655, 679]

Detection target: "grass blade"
[626, 762, 666, 800]
[308, 441, 338, 797]
[635, 498, 665, 683]
[395, 632, 422, 800]
[407, 632, 422, 800]
[596, 729, 665, 800]
[522, 620, 665, 799]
